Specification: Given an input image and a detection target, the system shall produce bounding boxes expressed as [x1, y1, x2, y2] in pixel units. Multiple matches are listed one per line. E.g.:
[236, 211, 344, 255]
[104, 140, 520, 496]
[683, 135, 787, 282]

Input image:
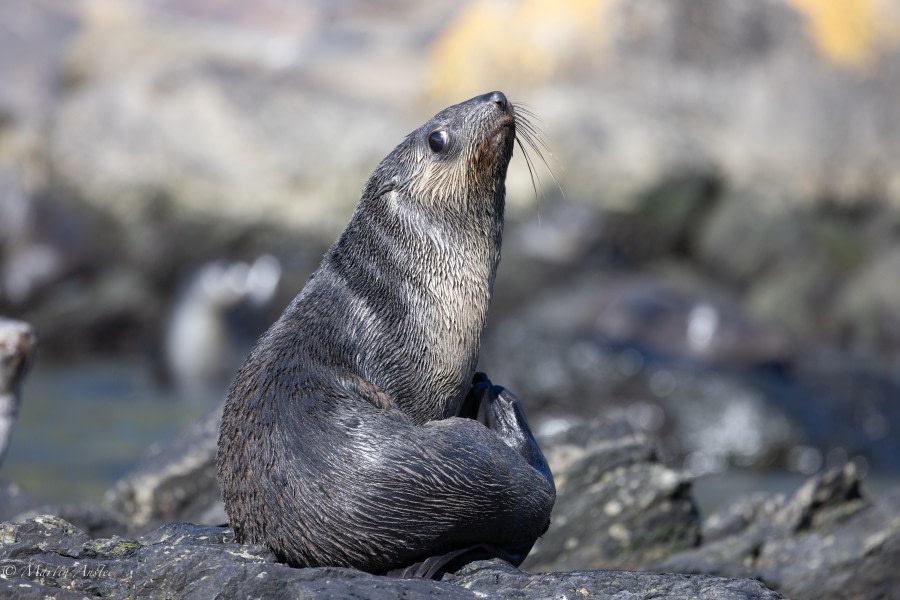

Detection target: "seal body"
[217, 91, 555, 575]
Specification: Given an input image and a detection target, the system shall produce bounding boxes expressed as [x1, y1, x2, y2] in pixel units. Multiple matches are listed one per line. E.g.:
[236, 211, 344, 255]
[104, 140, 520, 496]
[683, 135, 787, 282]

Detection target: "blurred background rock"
[2, 0, 900, 510]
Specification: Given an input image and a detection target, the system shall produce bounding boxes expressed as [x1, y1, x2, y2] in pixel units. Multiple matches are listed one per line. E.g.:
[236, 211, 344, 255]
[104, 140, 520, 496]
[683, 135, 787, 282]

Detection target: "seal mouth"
[495, 116, 516, 135]
[490, 119, 516, 148]
[475, 117, 516, 174]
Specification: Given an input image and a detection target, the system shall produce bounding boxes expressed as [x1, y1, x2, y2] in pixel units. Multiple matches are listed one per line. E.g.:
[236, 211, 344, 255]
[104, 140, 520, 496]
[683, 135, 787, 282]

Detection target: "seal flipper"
[384, 543, 529, 579]
[381, 376, 553, 579]
[456, 371, 492, 420]
[463, 373, 554, 490]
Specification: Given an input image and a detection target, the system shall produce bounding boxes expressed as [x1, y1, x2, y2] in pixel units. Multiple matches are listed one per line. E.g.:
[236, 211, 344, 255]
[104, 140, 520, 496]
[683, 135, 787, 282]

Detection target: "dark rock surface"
[4, 370, 896, 598]
[447, 559, 781, 600]
[655, 464, 900, 600]
[0, 516, 783, 599]
[524, 419, 700, 571]
[480, 284, 799, 472]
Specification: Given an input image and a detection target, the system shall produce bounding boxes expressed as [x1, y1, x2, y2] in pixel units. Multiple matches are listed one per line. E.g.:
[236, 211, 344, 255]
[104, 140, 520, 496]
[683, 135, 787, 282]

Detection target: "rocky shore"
[2, 413, 897, 599]
[0, 517, 783, 600]
[3, 318, 898, 599]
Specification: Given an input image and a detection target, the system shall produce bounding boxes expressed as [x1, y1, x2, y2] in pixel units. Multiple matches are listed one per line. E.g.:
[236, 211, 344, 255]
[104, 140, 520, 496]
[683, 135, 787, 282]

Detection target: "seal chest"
[217, 91, 555, 576]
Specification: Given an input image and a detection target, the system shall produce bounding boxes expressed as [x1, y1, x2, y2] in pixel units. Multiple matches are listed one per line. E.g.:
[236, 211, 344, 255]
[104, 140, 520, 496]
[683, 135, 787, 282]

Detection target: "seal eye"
[428, 130, 449, 154]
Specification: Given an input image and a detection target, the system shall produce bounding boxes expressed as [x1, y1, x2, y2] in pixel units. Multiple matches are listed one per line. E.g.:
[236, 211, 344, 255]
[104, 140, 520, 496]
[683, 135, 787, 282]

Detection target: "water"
[2, 357, 897, 511]
[1, 359, 212, 504]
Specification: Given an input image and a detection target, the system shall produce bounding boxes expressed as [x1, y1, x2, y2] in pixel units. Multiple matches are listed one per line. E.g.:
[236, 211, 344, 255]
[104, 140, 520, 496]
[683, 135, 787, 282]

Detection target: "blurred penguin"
[0, 318, 36, 467]
[165, 255, 281, 399]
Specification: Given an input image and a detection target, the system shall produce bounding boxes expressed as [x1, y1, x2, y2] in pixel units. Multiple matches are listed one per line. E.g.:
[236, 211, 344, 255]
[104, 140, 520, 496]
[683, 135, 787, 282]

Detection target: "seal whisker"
[513, 103, 563, 165]
[515, 136, 541, 201]
[512, 106, 565, 207]
[513, 110, 557, 161]
[510, 102, 543, 122]
[517, 121, 555, 157]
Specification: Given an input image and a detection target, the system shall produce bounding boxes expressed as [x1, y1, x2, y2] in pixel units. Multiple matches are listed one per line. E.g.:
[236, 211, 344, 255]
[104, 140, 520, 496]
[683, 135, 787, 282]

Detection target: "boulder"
[0, 516, 783, 599]
[656, 463, 900, 600]
[524, 419, 700, 571]
[480, 281, 798, 472]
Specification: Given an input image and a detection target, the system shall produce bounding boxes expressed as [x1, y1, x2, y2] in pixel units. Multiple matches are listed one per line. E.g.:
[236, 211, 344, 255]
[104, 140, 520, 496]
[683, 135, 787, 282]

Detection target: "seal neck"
[325, 186, 503, 424]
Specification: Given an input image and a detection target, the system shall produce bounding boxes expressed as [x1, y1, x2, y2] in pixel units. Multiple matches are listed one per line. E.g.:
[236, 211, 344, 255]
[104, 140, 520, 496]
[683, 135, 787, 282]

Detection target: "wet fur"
[217, 93, 555, 573]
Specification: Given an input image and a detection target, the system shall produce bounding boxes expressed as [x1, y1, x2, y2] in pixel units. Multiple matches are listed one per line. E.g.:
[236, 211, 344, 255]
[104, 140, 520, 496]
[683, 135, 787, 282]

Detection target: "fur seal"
[217, 91, 556, 577]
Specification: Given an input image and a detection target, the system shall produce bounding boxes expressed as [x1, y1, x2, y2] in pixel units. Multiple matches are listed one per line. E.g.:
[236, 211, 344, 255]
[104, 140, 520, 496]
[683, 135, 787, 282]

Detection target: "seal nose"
[480, 91, 509, 111]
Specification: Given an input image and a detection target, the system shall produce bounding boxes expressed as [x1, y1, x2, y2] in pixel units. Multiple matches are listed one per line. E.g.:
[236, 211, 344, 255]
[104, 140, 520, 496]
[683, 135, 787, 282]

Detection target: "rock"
[447, 559, 783, 600]
[106, 403, 224, 530]
[596, 172, 721, 264]
[695, 186, 877, 356]
[480, 282, 799, 472]
[0, 0, 78, 191]
[431, 0, 900, 207]
[11, 503, 128, 541]
[695, 187, 819, 287]
[655, 464, 900, 600]
[523, 419, 700, 571]
[0, 167, 104, 311]
[2, 0, 900, 375]
[699, 492, 785, 544]
[0, 317, 35, 466]
[0, 516, 783, 599]
[50, 1, 430, 239]
[20, 266, 162, 357]
[833, 245, 900, 359]
[0, 0, 76, 125]
[591, 276, 792, 367]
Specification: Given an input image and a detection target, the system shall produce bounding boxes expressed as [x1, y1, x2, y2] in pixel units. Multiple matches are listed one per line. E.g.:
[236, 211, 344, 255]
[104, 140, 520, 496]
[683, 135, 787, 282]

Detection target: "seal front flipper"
[462, 373, 554, 490]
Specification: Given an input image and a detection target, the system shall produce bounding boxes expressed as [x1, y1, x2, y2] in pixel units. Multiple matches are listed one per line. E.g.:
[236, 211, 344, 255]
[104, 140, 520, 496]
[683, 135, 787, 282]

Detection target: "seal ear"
[373, 176, 400, 199]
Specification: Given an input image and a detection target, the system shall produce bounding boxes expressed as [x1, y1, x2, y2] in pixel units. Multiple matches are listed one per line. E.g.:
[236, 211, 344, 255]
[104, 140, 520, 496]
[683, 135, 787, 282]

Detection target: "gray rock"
[50, 2, 422, 240]
[695, 187, 823, 289]
[0, 166, 106, 311]
[656, 464, 900, 600]
[833, 246, 900, 358]
[480, 287, 799, 471]
[2, 0, 900, 379]
[0, 515, 783, 599]
[0, 0, 76, 125]
[447, 559, 783, 600]
[11, 503, 129, 542]
[524, 419, 700, 571]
